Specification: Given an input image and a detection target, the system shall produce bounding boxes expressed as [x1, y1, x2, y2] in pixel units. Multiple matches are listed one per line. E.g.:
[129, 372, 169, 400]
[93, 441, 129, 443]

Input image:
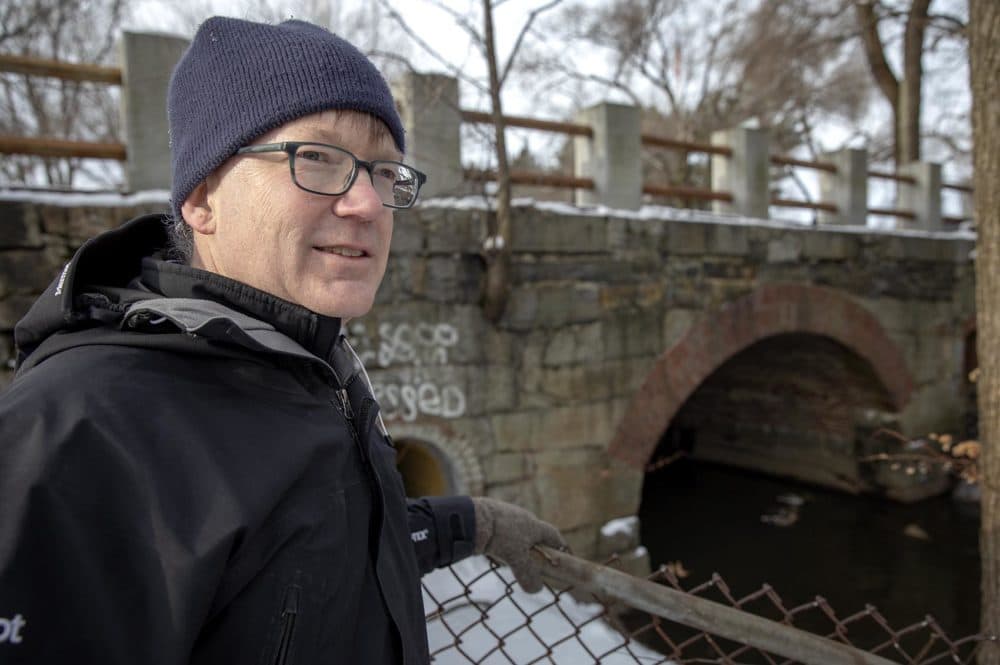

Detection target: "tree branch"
[499, 0, 563, 88]
[374, 0, 489, 94]
[853, 0, 900, 107]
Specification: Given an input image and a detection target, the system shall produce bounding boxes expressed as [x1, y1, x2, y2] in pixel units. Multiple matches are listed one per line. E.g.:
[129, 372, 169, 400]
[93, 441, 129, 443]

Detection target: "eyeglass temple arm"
[235, 143, 288, 155]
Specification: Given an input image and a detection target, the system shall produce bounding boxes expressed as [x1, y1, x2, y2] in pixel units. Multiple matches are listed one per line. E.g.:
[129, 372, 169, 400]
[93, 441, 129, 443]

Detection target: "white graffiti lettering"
[349, 321, 459, 368]
[373, 381, 467, 422]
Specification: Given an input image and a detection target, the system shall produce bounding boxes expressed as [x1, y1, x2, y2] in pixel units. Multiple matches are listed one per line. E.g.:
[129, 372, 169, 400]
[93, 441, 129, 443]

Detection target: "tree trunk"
[853, 0, 929, 166]
[899, 0, 930, 164]
[854, 1, 901, 164]
[971, 0, 1000, 661]
[481, 0, 512, 323]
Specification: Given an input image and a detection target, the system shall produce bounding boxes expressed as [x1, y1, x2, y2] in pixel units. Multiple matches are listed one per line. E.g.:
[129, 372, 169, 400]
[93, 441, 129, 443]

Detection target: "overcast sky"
[121, 0, 972, 219]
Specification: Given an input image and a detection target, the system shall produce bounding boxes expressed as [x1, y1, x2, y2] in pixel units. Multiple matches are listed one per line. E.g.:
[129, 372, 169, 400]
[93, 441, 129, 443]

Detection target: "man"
[0, 16, 565, 664]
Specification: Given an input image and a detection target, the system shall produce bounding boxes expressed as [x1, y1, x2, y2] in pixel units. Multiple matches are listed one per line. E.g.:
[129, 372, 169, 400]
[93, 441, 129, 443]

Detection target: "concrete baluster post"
[573, 103, 641, 210]
[818, 148, 868, 226]
[120, 31, 190, 193]
[899, 161, 943, 231]
[392, 73, 463, 199]
[959, 188, 975, 226]
[710, 127, 769, 219]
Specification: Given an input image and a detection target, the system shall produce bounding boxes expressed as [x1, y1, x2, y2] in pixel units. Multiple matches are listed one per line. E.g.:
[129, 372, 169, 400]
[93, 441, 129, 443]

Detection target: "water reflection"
[638, 459, 980, 647]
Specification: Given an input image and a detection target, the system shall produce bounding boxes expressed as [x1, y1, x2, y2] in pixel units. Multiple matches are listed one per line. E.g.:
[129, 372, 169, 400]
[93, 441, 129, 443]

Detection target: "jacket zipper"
[272, 585, 300, 665]
[332, 386, 386, 552]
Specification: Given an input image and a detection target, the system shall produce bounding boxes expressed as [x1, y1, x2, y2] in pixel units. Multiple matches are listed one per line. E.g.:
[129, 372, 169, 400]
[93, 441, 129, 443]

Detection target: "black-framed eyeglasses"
[235, 141, 428, 209]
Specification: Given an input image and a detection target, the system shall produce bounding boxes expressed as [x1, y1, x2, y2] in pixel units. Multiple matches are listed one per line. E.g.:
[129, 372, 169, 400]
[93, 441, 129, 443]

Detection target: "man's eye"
[299, 150, 328, 162]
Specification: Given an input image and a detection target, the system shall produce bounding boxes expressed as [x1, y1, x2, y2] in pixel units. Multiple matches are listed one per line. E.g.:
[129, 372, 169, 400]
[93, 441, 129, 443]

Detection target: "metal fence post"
[819, 148, 868, 226]
[393, 72, 463, 199]
[899, 161, 943, 231]
[119, 31, 190, 193]
[573, 102, 641, 210]
[711, 126, 770, 219]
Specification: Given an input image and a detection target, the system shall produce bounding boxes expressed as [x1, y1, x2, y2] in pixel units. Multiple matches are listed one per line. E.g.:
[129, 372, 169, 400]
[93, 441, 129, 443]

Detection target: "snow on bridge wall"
[0, 193, 976, 562]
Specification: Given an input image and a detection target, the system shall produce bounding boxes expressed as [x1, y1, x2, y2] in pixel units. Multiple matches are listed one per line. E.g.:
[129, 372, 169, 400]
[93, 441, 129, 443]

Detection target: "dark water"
[637, 459, 981, 651]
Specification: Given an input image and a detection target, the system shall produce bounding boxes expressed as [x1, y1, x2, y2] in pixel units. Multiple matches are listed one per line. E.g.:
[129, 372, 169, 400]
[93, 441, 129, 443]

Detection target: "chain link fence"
[422, 548, 995, 664]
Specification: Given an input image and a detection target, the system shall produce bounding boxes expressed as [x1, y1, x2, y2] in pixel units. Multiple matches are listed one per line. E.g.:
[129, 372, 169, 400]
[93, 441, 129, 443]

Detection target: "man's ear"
[180, 181, 215, 235]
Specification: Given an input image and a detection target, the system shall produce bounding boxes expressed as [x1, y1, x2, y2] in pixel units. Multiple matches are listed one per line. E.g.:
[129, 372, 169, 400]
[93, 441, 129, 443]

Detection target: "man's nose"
[334, 168, 384, 218]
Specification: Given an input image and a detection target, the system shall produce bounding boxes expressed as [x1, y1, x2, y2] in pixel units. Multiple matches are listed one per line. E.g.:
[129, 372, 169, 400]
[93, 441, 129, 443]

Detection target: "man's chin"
[306, 296, 375, 320]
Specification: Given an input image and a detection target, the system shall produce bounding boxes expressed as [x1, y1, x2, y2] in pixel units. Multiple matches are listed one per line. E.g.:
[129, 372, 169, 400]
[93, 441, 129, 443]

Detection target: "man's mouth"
[317, 246, 367, 258]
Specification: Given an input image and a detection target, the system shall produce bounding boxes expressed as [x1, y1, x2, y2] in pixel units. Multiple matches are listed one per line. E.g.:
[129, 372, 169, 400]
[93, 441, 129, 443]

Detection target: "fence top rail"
[0, 53, 122, 85]
[537, 546, 900, 665]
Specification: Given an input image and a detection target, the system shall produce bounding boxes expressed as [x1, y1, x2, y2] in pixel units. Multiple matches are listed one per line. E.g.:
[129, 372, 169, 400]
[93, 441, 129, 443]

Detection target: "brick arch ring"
[607, 282, 915, 469]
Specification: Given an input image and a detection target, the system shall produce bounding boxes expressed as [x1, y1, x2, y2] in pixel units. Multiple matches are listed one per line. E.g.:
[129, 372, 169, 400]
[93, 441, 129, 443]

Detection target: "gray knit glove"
[472, 497, 567, 593]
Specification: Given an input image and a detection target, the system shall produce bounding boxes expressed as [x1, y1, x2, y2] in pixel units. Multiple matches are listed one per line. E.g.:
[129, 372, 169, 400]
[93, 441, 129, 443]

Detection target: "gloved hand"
[472, 497, 567, 593]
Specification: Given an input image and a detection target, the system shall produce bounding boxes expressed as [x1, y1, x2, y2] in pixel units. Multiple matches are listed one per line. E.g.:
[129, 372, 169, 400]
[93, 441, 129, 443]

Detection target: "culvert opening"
[635, 332, 979, 650]
[394, 438, 453, 497]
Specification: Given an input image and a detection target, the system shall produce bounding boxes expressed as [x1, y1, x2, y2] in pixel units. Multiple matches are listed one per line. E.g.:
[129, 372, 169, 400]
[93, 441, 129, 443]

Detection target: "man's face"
[188, 110, 398, 319]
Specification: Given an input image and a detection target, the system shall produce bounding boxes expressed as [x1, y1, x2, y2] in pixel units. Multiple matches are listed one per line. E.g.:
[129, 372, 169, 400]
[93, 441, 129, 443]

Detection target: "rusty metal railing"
[422, 549, 994, 664]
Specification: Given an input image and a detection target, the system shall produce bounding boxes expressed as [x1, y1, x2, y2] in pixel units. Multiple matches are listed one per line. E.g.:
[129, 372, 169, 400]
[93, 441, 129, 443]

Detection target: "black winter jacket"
[0, 214, 476, 664]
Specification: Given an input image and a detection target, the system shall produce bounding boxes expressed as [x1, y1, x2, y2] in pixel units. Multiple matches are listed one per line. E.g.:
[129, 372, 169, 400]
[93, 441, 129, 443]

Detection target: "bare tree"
[853, 0, 969, 166]
[0, 0, 126, 189]
[538, 0, 872, 199]
[377, 0, 562, 321]
[970, 0, 1000, 660]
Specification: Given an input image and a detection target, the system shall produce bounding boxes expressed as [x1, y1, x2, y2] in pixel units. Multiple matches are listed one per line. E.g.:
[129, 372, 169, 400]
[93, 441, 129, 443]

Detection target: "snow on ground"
[1, 187, 975, 242]
[422, 555, 670, 664]
[0, 188, 170, 207]
[420, 195, 976, 241]
[600, 516, 639, 540]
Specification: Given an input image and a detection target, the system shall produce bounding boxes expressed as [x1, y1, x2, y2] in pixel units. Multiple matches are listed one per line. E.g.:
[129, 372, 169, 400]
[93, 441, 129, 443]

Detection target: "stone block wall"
[0, 195, 976, 563]
[0, 199, 167, 386]
[355, 202, 975, 560]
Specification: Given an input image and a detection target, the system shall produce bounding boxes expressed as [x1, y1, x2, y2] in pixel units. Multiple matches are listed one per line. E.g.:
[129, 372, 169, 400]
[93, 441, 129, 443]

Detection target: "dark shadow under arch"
[609, 283, 914, 470]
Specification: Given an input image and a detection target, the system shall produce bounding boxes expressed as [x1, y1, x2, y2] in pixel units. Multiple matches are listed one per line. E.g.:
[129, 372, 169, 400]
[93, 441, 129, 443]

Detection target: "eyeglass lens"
[292, 144, 419, 207]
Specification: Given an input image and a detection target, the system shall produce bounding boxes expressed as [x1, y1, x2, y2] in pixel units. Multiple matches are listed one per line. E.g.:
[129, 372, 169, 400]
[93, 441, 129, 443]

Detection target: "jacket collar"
[140, 259, 343, 366]
[13, 213, 343, 370]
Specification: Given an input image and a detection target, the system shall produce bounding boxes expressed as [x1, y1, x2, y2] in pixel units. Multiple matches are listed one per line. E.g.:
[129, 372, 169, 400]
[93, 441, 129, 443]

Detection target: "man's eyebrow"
[291, 125, 402, 160]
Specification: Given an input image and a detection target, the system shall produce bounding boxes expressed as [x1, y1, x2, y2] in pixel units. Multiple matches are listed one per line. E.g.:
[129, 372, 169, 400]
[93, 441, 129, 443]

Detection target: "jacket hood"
[14, 213, 344, 375]
[14, 214, 169, 368]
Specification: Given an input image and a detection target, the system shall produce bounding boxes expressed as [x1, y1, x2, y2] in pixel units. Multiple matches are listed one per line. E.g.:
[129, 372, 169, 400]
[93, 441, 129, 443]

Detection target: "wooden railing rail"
[460, 110, 593, 138]
[642, 184, 733, 203]
[0, 53, 122, 85]
[770, 154, 838, 173]
[867, 168, 918, 185]
[0, 52, 975, 218]
[868, 206, 917, 220]
[0, 135, 126, 161]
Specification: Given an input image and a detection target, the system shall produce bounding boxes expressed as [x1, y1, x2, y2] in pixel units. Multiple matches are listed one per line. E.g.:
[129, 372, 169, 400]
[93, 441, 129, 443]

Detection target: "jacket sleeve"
[406, 495, 476, 575]
[0, 380, 226, 665]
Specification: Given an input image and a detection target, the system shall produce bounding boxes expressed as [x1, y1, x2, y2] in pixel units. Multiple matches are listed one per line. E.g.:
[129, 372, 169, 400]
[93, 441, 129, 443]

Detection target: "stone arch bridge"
[0, 195, 976, 564]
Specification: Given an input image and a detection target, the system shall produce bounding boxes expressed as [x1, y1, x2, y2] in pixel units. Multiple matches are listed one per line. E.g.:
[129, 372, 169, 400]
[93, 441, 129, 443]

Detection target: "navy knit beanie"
[167, 16, 405, 219]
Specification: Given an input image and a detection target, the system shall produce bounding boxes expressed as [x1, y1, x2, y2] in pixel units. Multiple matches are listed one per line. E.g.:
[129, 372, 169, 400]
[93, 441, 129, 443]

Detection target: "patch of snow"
[2, 188, 975, 242]
[600, 516, 639, 540]
[0, 188, 170, 208]
[423, 555, 670, 664]
[417, 195, 976, 241]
